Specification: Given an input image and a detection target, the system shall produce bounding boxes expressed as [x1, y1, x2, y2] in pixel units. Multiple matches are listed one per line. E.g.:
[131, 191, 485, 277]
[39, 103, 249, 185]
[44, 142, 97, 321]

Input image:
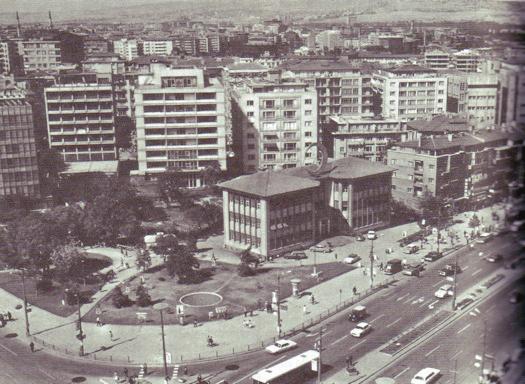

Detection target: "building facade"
[372, 65, 448, 121]
[133, 67, 227, 187]
[497, 59, 525, 127]
[44, 83, 118, 164]
[0, 41, 11, 74]
[231, 80, 318, 173]
[0, 87, 40, 198]
[220, 156, 393, 258]
[141, 39, 174, 56]
[17, 40, 62, 72]
[112, 39, 139, 61]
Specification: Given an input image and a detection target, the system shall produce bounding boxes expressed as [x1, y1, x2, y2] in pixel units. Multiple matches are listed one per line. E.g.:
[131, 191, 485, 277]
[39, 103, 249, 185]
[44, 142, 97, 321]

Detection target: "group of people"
[0, 311, 12, 327]
[206, 335, 215, 347]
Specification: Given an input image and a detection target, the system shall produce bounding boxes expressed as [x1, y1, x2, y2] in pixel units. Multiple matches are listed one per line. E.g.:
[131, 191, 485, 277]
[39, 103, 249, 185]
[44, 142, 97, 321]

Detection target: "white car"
[411, 367, 440, 384]
[367, 230, 377, 240]
[343, 254, 361, 264]
[265, 339, 297, 354]
[434, 284, 453, 299]
[350, 322, 372, 338]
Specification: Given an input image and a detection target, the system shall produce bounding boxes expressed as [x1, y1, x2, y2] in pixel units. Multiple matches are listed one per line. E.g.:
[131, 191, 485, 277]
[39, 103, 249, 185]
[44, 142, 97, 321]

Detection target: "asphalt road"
[215, 234, 523, 384]
[0, 234, 521, 384]
[378, 277, 525, 384]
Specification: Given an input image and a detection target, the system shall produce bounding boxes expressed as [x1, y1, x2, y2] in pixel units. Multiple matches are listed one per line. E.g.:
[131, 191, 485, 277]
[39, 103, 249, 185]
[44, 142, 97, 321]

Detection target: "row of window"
[61, 152, 116, 162]
[228, 230, 261, 248]
[48, 114, 113, 121]
[260, 121, 313, 131]
[0, 157, 37, 169]
[144, 127, 218, 135]
[143, 104, 216, 113]
[142, 92, 216, 101]
[144, 116, 217, 124]
[0, 113, 33, 125]
[47, 92, 112, 100]
[53, 145, 115, 152]
[0, 184, 39, 198]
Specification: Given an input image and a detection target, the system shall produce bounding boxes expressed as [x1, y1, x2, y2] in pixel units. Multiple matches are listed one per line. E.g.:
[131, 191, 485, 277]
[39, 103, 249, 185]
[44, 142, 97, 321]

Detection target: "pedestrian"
[124, 368, 129, 378]
[30, 341, 35, 353]
[335, 253, 338, 260]
[96, 316, 102, 327]
[244, 307, 248, 317]
[310, 295, 315, 304]
[109, 330, 114, 341]
[194, 319, 198, 327]
[6, 311, 12, 321]
[379, 262, 384, 271]
[143, 363, 148, 375]
[183, 366, 188, 376]
[303, 304, 307, 315]
[352, 286, 357, 295]
[121, 257, 124, 267]
[113, 372, 119, 382]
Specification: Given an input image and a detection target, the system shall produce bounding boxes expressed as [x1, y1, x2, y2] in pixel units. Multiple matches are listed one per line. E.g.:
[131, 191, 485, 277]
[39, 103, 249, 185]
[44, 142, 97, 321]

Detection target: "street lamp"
[19, 268, 30, 336]
[451, 251, 459, 311]
[276, 273, 282, 337]
[153, 302, 170, 381]
[76, 292, 85, 356]
[368, 234, 383, 289]
[470, 308, 494, 379]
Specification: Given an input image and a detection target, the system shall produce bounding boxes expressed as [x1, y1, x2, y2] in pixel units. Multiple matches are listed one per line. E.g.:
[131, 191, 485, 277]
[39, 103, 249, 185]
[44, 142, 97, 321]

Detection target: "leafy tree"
[418, 192, 449, 226]
[112, 286, 132, 308]
[50, 243, 85, 283]
[38, 148, 68, 197]
[200, 161, 222, 186]
[238, 263, 256, 277]
[469, 214, 481, 228]
[155, 234, 199, 282]
[136, 248, 152, 271]
[135, 284, 152, 307]
[391, 200, 420, 226]
[237, 247, 259, 276]
[200, 201, 223, 230]
[184, 205, 206, 230]
[157, 167, 191, 206]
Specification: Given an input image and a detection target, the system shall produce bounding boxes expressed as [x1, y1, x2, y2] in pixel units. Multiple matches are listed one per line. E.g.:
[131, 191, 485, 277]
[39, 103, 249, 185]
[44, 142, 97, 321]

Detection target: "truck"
[348, 305, 368, 322]
[384, 258, 403, 275]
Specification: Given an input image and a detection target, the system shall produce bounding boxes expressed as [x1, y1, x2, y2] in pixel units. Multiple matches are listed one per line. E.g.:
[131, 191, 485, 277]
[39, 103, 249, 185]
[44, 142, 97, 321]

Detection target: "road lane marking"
[472, 268, 483, 277]
[397, 293, 410, 301]
[0, 343, 18, 356]
[369, 314, 385, 323]
[425, 344, 441, 357]
[394, 366, 411, 379]
[427, 300, 439, 309]
[38, 368, 56, 381]
[450, 350, 463, 360]
[386, 317, 402, 328]
[463, 266, 469, 271]
[233, 355, 288, 384]
[329, 334, 349, 346]
[433, 280, 444, 287]
[457, 323, 472, 334]
[349, 339, 366, 350]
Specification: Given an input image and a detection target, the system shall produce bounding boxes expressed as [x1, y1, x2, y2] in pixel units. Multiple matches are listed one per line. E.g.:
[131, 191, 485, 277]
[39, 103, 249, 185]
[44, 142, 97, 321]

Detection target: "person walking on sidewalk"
[109, 330, 114, 341]
[303, 304, 307, 315]
[29, 341, 35, 353]
[96, 316, 102, 327]
[352, 286, 357, 295]
[310, 295, 315, 304]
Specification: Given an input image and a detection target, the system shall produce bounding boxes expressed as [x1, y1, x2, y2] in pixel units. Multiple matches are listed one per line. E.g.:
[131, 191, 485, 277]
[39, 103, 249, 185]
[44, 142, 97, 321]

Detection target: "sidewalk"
[0, 205, 504, 368]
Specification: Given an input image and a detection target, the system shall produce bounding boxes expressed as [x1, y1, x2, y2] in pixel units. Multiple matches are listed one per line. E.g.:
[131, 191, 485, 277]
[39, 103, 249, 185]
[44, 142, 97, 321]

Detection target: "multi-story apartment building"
[497, 59, 525, 127]
[372, 65, 447, 121]
[112, 39, 139, 61]
[17, 39, 62, 72]
[316, 30, 342, 51]
[231, 80, 318, 173]
[424, 48, 451, 70]
[424, 48, 481, 72]
[387, 131, 521, 210]
[453, 50, 480, 73]
[0, 86, 40, 198]
[84, 35, 109, 56]
[0, 41, 11, 74]
[172, 35, 222, 56]
[141, 39, 174, 56]
[447, 72, 498, 129]
[219, 156, 393, 258]
[133, 67, 227, 187]
[44, 82, 118, 166]
[329, 116, 411, 163]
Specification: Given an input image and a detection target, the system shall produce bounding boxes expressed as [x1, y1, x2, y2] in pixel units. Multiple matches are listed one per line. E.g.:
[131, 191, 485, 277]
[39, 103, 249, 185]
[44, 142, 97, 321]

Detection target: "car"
[439, 264, 462, 276]
[355, 234, 366, 242]
[404, 244, 420, 254]
[424, 251, 443, 262]
[485, 254, 503, 263]
[505, 256, 525, 269]
[343, 254, 361, 264]
[403, 263, 425, 276]
[411, 367, 440, 384]
[350, 322, 372, 338]
[264, 339, 298, 354]
[284, 251, 307, 260]
[434, 284, 453, 299]
[509, 291, 523, 304]
[367, 230, 377, 240]
[348, 305, 368, 322]
[309, 244, 332, 253]
[476, 232, 493, 244]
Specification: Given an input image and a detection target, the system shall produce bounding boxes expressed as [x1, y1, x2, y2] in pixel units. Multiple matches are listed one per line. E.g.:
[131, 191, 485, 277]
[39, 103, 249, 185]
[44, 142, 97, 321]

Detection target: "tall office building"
[231, 80, 318, 173]
[0, 86, 40, 198]
[497, 59, 525, 127]
[372, 65, 447, 121]
[44, 82, 118, 167]
[134, 67, 227, 187]
[112, 39, 139, 61]
[0, 41, 12, 74]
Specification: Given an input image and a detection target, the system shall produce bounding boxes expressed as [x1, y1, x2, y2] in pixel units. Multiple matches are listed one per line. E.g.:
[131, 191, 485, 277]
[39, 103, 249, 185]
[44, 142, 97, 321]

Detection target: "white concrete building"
[141, 39, 173, 56]
[134, 67, 227, 187]
[112, 39, 139, 61]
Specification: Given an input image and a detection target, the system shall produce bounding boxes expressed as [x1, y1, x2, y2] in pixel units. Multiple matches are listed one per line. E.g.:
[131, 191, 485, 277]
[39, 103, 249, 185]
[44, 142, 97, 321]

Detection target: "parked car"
[265, 339, 297, 354]
[505, 256, 525, 270]
[343, 254, 361, 264]
[384, 258, 403, 275]
[439, 264, 462, 276]
[309, 244, 332, 253]
[284, 251, 307, 260]
[403, 263, 425, 277]
[350, 322, 372, 338]
[434, 284, 453, 299]
[411, 367, 440, 384]
[404, 244, 420, 254]
[476, 232, 493, 244]
[424, 251, 443, 262]
[355, 234, 366, 242]
[348, 305, 368, 322]
[485, 254, 503, 263]
[367, 230, 377, 240]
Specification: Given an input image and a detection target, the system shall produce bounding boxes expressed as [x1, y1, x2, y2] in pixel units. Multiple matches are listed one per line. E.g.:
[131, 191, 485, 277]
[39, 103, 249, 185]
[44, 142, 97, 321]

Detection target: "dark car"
[485, 254, 503, 263]
[439, 264, 461, 276]
[424, 251, 443, 262]
[403, 263, 425, 276]
[284, 251, 307, 260]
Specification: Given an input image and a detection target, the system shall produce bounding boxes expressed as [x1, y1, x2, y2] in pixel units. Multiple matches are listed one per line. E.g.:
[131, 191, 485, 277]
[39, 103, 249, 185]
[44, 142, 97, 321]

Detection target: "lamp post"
[276, 273, 282, 337]
[316, 327, 325, 384]
[76, 292, 85, 356]
[451, 251, 459, 311]
[369, 237, 375, 288]
[154, 302, 170, 381]
[20, 269, 30, 336]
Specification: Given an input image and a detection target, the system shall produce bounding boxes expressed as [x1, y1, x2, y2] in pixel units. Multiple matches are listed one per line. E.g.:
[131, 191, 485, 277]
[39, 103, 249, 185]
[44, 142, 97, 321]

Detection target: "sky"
[1, 0, 177, 14]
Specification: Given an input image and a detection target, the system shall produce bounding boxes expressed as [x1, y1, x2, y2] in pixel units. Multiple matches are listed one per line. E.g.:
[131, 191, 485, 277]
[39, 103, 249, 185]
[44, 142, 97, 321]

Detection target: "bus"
[252, 350, 320, 384]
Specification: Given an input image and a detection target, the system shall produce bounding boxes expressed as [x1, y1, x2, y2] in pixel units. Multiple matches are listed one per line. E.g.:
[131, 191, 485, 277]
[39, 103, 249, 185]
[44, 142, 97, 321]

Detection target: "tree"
[200, 201, 223, 230]
[200, 161, 222, 186]
[50, 243, 85, 283]
[136, 248, 152, 271]
[38, 148, 68, 197]
[157, 167, 189, 206]
[469, 214, 481, 228]
[155, 235, 199, 282]
[419, 192, 448, 226]
[112, 286, 132, 308]
[135, 284, 152, 307]
[391, 200, 420, 226]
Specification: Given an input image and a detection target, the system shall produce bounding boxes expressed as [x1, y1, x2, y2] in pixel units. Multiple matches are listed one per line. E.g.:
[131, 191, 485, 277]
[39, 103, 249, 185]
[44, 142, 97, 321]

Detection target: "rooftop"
[226, 62, 269, 72]
[406, 116, 469, 133]
[398, 131, 509, 151]
[219, 171, 320, 197]
[62, 160, 118, 175]
[280, 59, 361, 72]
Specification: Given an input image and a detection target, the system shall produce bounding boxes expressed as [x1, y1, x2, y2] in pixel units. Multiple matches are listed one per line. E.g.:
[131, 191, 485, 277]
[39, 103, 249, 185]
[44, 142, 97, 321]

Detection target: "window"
[305, 131, 312, 137]
[247, 133, 255, 139]
[246, 100, 254, 106]
[428, 178, 434, 182]
[390, 159, 396, 165]
[304, 121, 312, 127]
[305, 99, 312, 105]
[248, 154, 255, 160]
[305, 110, 312, 116]
[247, 112, 254, 117]
[428, 164, 435, 169]
[263, 111, 275, 119]
[283, 99, 295, 108]
[264, 100, 275, 108]
[247, 144, 255, 150]
[284, 111, 296, 119]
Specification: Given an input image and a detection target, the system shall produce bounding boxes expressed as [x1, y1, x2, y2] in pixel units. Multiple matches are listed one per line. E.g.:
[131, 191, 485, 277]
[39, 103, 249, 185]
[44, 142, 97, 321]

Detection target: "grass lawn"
[83, 261, 355, 325]
[0, 253, 111, 317]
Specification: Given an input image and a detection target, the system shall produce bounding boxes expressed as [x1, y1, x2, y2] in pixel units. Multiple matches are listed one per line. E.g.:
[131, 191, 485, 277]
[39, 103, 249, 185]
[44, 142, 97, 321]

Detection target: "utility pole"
[436, 206, 441, 255]
[20, 269, 30, 336]
[317, 328, 323, 384]
[451, 250, 459, 311]
[154, 302, 170, 381]
[276, 273, 281, 337]
[77, 293, 85, 356]
[369, 238, 374, 288]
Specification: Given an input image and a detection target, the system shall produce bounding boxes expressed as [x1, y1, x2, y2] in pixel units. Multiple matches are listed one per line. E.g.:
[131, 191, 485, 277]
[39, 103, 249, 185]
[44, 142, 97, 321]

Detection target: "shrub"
[135, 285, 152, 307]
[112, 286, 132, 308]
[237, 263, 255, 277]
[36, 279, 53, 293]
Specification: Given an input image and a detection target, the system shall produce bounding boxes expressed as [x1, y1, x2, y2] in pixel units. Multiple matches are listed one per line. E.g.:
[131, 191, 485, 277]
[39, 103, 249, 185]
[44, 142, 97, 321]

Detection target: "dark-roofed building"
[219, 156, 393, 257]
[406, 115, 470, 137]
[387, 130, 523, 209]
